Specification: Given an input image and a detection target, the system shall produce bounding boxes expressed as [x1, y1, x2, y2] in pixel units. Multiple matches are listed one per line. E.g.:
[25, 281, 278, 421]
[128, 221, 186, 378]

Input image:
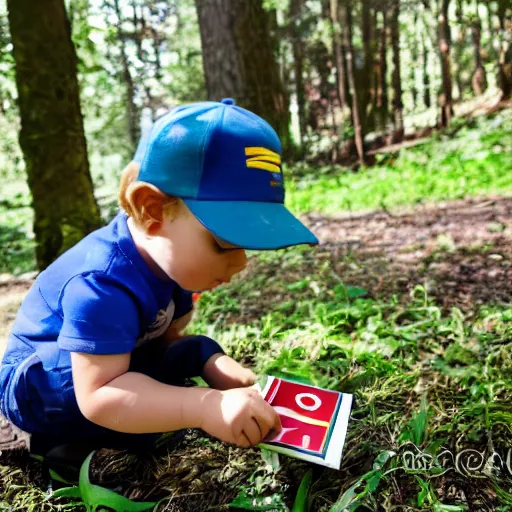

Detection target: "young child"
[0, 98, 318, 461]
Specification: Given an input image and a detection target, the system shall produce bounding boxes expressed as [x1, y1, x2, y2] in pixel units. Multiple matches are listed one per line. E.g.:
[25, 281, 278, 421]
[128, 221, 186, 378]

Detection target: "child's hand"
[201, 388, 282, 447]
[203, 354, 257, 389]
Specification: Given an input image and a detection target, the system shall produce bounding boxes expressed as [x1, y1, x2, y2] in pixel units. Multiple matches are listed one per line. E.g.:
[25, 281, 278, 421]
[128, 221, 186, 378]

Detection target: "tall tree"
[390, 0, 404, 141]
[438, 0, 454, 126]
[374, 8, 389, 131]
[410, 13, 419, 110]
[340, 0, 365, 164]
[422, 34, 432, 109]
[289, 0, 307, 152]
[330, 0, 349, 111]
[497, 0, 512, 99]
[454, 0, 466, 100]
[358, 0, 376, 134]
[420, 4, 433, 109]
[111, 0, 139, 150]
[7, 0, 101, 270]
[195, 0, 290, 149]
[471, 4, 487, 95]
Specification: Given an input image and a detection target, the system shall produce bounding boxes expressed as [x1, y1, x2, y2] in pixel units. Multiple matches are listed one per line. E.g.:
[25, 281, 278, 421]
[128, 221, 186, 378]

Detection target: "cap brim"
[183, 200, 319, 250]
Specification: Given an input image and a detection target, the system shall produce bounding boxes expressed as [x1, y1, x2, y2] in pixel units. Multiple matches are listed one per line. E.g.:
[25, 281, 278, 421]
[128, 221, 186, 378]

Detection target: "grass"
[184, 251, 512, 510]
[5, 261, 510, 510]
[286, 111, 512, 214]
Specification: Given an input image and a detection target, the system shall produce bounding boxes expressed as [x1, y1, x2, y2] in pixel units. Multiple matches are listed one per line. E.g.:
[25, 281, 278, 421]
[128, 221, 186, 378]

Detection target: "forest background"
[0, 0, 512, 511]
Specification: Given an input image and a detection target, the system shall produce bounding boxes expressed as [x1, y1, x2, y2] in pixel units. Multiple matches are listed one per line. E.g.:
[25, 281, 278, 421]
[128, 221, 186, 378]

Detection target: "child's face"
[148, 203, 248, 292]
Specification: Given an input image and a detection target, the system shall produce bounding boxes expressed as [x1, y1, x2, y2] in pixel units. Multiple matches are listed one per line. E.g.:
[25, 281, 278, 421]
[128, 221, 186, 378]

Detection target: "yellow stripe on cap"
[247, 161, 281, 173]
[245, 147, 280, 159]
[246, 155, 281, 165]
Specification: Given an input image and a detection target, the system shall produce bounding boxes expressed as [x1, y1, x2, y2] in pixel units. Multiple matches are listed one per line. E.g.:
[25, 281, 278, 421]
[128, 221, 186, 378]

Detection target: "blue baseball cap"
[135, 99, 318, 250]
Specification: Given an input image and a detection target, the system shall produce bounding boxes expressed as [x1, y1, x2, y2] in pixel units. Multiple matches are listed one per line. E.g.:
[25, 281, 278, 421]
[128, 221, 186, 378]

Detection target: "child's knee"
[173, 335, 224, 366]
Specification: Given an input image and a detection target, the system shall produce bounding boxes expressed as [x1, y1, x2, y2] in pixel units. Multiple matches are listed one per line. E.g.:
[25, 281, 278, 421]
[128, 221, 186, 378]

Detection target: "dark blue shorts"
[0, 335, 223, 452]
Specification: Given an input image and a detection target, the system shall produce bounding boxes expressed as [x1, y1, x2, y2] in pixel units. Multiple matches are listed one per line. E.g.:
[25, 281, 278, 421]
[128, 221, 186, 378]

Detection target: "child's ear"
[131, 185, 168, 234]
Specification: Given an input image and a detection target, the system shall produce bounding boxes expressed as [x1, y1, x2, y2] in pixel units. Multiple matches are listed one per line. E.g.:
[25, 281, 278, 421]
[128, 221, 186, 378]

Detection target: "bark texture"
[7, 0, 101, 270]
[195, 0, 290, 148]
[439, 0, 454, 126]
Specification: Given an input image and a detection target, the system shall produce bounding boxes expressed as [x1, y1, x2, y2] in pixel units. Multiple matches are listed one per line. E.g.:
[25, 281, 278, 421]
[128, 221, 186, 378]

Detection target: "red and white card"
[256, 376, 353, 469]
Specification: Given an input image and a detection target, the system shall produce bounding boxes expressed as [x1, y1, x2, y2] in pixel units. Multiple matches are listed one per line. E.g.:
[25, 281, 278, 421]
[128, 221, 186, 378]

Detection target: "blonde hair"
[118, 161, 187, 232]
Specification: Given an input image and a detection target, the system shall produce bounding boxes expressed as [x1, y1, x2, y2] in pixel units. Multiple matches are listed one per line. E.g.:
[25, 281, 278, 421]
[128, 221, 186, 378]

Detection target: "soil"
[307, 195, 512, 311]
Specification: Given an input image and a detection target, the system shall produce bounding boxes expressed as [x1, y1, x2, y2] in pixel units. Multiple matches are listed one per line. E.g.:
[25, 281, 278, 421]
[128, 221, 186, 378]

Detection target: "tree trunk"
[360, 0, 375, 133]
[289, 0, 307, 151]
[195, 0, 290, 151]
[7, 0, 101, 270]
[471, 4, 487, 95]
[421, 12, 432, 109]
[340, 1, 365, 164]
[390, 0, 404, 142]
[410, 13, 419, 110]
[330, 0, 349, 110]
[497, 0, 512, 99]
[374, 9, 389, 131]
[454, 0, 465, 100]
[438, 0, 454, 127]
[113, 0, 139, 150]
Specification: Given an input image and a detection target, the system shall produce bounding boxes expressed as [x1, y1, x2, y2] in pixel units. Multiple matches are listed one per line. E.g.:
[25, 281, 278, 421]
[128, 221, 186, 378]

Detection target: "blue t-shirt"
[0, 212, 192, 434]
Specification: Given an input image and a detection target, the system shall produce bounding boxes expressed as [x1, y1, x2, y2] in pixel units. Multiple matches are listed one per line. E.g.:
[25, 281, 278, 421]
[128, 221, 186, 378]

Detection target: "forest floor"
[2, 194, 511, 356]
[1, 192, 511, 511]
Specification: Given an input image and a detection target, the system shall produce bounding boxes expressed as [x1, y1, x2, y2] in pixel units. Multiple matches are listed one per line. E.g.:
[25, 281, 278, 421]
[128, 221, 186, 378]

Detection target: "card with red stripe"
[256, 376, 353, 469]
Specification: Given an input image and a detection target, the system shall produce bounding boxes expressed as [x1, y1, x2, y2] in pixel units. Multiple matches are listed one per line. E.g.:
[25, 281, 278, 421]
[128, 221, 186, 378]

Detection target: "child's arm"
[71, 351, 280, 446]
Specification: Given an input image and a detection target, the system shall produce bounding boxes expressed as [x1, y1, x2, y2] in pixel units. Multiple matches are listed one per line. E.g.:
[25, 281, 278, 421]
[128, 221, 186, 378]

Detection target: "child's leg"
[32, 336, 249, 467]
[130, 335, 256, 389]
[129, 334, 225, 385]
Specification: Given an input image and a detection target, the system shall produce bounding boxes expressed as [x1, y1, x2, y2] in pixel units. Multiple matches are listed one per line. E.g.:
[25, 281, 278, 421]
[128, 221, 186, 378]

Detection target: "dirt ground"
[307, 194, 512, 310]
[1, 194, 511, 360]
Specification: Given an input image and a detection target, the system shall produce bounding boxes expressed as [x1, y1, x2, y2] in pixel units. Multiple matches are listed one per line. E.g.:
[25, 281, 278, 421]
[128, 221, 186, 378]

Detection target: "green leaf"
[49, 467, 76, 485]
[434, 504, 468, 512]
[291, 470, 313, 512]
[78, 452, 158, 512]
[228, 489, 287, 510]
[372, 450, 395, 470]
[415, 476, 430, 506]
[346, 286, 368, 299]
[328, 481, 360, 512]
[51, 486, 83, 499]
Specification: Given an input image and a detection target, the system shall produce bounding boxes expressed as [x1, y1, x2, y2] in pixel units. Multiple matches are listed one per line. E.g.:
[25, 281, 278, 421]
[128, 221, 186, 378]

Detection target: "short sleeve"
[58, 273, 141, 355]
[172, 284, 193, 321]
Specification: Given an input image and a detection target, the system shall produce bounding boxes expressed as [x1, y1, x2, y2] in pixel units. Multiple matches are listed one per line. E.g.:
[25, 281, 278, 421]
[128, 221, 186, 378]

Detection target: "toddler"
[0, 98, 318, 461]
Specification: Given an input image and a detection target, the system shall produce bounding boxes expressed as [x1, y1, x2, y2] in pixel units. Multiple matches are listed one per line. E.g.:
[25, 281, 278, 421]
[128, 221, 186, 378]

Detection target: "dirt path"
[307, 195, 512, 309]
[1, 195, 511, 356]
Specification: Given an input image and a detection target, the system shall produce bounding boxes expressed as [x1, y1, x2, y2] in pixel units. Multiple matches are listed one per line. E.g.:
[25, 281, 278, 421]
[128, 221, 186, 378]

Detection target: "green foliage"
[190, 246, 512, 509]
[291, 470, 313, 512]
[229, 490, 288, 511]
[328, 451, 396, 511]
[227, 459, 288, 511]
[51, 452, 159, 512]
[415, 477, 468, 511]
[398, 394, 430, 446]
[287, 112, 512, 214]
